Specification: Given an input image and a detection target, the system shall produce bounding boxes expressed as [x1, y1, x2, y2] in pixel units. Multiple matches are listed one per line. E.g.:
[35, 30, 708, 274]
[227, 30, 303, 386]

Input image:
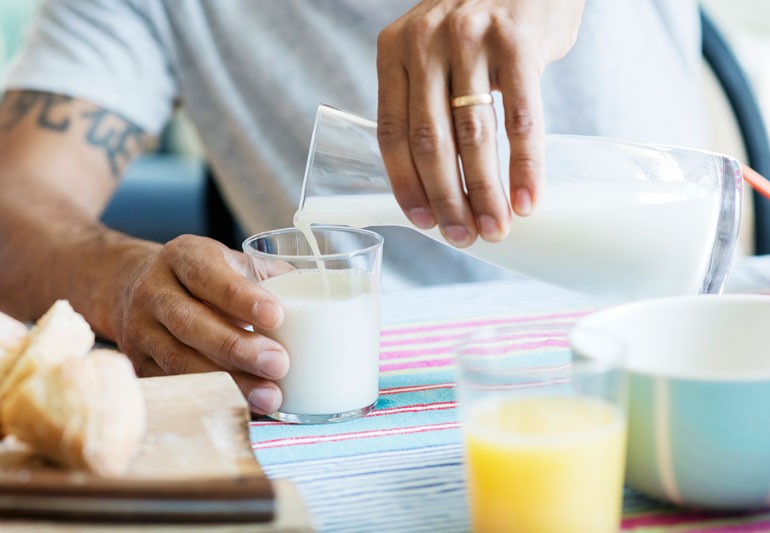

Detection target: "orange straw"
[743, 164, 770, 200]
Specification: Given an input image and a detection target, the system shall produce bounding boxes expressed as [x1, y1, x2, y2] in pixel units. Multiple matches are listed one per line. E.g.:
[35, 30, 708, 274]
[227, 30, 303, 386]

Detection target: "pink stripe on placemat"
[622, 513, 706, 528]
[379, 328, 572, 348]
[621, 512, 770, 530]
[379, 383, 455, 395]
[381, 310, 591, 337]
[253, 421, 461, 449]
[372, 401, 455, 415]
[698, 521, 770, 532]
[379, 357, 455, 372]
[380, 338, 570, 361]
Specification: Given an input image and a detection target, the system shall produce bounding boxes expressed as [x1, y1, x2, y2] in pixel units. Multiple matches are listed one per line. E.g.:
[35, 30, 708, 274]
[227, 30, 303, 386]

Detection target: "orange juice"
[464, 395, 626, 533]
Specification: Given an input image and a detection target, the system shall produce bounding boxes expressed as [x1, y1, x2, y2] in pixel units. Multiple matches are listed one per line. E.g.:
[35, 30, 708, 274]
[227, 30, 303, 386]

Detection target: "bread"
[0, 300, 94, 404]
[0, 311, 29, 389]
[1, 349, 146, 477]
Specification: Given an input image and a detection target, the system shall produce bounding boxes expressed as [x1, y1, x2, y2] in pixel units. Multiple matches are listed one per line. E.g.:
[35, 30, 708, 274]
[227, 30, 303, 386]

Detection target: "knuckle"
[447, 10, 487, 45]
[159, 347, 188, 375]
[377, 113, 408, 150]
[454, 113, 492, 151]
[377, 24, 398, 51]
[410, 122, 449, 157]
[465, 179, 500, 197]
[128, 268, 156, 302]
[181, 256, 212, 286]
[164, 299, 197, 337]
[405, 16, 437, 48]
[505, 107, 536, 136]
[221, 278, 242, 308]
[161, 235, 185, 258]
[426, 189, 462, 212]
[488, 11, 517, 42]
[217, 332, 247, 370]
[509, 153, 542, 180]
[161, 235, 202, 274]
[135, 356, 163, 377]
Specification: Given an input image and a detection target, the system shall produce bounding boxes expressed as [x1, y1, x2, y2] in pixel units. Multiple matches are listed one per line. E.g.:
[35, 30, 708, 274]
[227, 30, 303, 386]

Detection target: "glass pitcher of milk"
[295, 104, 742, 302]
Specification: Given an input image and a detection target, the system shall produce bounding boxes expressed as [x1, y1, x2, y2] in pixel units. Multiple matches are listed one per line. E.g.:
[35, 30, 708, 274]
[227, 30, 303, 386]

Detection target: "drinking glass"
[242, 225, 383, 424]
[297, 104, 742, 302]
[455, 324, 627, 533]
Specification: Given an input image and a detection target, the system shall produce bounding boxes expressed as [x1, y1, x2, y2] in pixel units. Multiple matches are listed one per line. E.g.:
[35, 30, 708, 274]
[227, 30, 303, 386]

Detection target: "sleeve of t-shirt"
[3, 0, 177, 135]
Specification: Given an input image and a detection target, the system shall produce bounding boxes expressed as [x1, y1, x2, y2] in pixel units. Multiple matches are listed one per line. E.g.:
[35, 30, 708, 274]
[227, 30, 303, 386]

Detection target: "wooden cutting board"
[0, 371, 313, 531]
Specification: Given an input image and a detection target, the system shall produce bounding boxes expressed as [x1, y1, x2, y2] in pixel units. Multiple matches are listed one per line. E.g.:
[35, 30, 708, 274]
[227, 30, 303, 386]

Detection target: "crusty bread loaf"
[0, 300, 94, 404]
[0, 311, 29, 390]
[1, 350, 146, 477]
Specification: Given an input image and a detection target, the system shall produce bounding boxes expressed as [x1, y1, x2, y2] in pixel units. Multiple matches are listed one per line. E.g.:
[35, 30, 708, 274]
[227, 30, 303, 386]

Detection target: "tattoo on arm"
[0, 90, 153, 177]
[81, 109, 147, 176]
[0, 91, 73, 131]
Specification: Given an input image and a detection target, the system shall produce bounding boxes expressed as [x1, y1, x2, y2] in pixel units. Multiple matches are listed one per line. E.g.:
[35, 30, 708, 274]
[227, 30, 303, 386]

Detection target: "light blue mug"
[570, 294, 770, 509]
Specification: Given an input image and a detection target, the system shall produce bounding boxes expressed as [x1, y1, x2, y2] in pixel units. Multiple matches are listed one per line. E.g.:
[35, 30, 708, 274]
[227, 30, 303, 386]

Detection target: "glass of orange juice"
[456, 325, 627, 533]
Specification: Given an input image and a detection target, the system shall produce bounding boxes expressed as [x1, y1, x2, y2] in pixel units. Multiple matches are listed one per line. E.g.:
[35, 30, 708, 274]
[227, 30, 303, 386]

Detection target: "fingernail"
[478, 215, 502, 240]
[408, 207, 436, 229]
[442, 225, 471, 247]
[513, 188, 533, 216]
[253, 301, 283, 329]
[256, 350, 289, 380]
[248, 387, 281, 414]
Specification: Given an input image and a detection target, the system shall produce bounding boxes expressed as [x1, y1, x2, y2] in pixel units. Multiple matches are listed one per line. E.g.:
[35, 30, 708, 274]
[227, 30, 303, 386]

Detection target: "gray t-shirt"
[5, 0, 707, 291]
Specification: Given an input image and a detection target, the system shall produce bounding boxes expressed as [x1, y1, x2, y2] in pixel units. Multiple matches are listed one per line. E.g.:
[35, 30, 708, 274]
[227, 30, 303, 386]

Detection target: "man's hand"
[113, 235, 289, 415]
[377, 0, 585, 247]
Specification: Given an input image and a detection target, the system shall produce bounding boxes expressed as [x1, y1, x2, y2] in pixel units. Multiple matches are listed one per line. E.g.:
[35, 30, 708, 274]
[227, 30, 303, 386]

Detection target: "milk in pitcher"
[294, 180, 721, 301]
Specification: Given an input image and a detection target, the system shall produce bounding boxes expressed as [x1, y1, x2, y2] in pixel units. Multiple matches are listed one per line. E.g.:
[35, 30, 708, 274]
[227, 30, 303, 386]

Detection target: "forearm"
[0, 181, 160, 340]
[0, 90, 159, 338]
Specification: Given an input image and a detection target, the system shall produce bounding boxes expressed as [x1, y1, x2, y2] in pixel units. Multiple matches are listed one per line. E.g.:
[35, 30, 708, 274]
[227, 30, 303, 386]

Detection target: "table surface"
[250, 255, 770, 533]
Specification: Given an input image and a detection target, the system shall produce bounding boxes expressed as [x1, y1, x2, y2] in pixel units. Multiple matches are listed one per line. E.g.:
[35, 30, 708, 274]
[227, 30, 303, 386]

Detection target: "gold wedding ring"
[450, 93, 494, 109]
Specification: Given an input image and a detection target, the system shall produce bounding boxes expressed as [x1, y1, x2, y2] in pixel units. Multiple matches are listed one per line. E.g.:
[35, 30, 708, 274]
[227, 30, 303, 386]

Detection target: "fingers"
[496, 54, 546, 216]
[127, 320, 282, 415]
[409, 59, 477, 247]
[153, 287, 289, 381]
[448, 13, 510, 242]
[378, 17, 477, 248]
[377, 30, 435, 231]
[164, 236, 284, 331]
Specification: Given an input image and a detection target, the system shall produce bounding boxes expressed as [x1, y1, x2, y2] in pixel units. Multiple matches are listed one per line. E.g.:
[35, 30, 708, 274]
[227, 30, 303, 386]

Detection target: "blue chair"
[701, 8, 770, 254]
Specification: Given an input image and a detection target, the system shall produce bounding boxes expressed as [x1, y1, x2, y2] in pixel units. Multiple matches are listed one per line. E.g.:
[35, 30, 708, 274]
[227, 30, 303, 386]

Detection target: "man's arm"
[0, 90, 157, 330]
[0, 91, 289, 414]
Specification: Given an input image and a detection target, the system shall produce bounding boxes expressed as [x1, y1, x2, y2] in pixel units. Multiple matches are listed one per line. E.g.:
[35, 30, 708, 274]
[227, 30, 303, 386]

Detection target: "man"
[0, 0, 706, 413]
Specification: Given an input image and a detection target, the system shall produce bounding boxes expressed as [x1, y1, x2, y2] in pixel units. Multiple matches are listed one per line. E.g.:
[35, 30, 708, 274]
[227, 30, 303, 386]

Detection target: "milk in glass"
[258, 267, 380, 416]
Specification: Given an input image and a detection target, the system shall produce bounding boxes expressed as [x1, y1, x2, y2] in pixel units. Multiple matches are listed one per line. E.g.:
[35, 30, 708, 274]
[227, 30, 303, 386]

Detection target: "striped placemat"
[250, 256, 770, 532]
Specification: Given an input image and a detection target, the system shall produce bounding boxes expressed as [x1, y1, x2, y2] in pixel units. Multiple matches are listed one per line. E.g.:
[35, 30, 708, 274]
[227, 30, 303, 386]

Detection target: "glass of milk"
[455, 324, 627, 533]
[242, 225, 383, 424]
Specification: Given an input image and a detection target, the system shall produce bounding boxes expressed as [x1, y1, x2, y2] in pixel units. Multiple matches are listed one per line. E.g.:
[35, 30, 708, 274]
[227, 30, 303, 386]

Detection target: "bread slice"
[0, 300, 94, 404]
[1, 349, 146, 476]
[0, 311, 30, 386]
